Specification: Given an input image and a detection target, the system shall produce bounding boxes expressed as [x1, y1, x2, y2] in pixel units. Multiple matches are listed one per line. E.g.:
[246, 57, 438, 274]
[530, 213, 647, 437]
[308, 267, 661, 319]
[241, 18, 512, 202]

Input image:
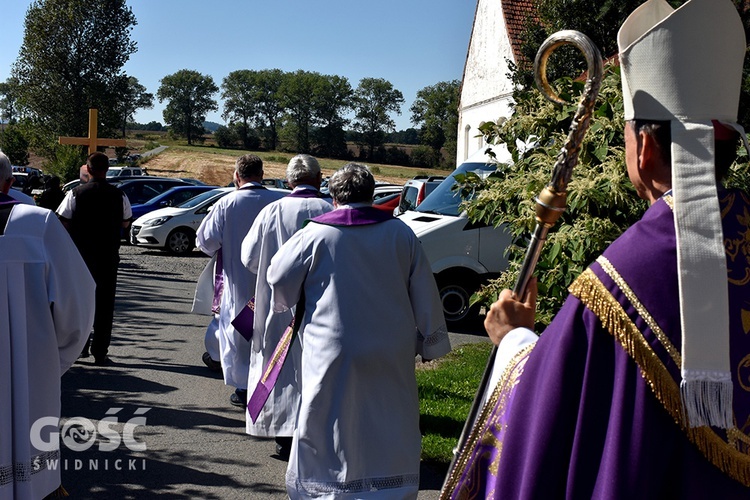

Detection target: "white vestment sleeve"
[409, 240, 451, 360]
[195, 200, 224, 255]
[267, 231, 308, 313]
[45, 211, 96, 374]
[192, 253, 217, 315]
[241, 210, 265, 273]
[481, 327, 538, 407]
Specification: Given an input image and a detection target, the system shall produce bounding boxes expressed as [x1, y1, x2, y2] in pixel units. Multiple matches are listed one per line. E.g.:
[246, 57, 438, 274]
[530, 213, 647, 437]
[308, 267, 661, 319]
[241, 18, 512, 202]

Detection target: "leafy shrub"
[461, 65, 647, 328]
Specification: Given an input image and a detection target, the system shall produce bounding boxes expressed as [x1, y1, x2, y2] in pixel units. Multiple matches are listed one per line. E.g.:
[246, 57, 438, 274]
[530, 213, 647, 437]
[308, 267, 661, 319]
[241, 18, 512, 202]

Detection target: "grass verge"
[417, 342, 493, 467]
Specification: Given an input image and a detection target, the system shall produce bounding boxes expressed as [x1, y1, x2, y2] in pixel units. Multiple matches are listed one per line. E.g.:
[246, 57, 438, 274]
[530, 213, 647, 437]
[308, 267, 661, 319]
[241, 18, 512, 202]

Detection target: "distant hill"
[203, 121, 222, 133]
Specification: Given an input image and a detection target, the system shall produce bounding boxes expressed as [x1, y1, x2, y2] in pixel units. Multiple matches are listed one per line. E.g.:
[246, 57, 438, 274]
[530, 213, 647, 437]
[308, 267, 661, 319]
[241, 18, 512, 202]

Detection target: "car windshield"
[178, 189, 225, 208]
[415, 162, 499, 216]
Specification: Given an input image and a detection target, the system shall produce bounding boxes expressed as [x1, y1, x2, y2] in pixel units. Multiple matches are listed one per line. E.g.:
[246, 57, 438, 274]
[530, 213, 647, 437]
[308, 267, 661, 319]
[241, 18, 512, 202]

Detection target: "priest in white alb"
[0, 151, 95, 499]
[267, 163, 451, 499]
[240, 154, 333, 459]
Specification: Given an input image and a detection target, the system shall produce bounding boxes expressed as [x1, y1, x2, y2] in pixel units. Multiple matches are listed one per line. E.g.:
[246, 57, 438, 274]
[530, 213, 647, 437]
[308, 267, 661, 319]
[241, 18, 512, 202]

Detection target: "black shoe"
[230, 389, 247, 408]
[202, 352, 222, 372]
[275, 437, 292, 461]
[94, 356, 114, 366]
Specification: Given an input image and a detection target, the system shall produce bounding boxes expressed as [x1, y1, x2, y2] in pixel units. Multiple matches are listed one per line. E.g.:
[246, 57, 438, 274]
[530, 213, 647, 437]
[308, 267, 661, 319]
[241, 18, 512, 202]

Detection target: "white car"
[131, 186, 290, 255]
[131, 187, 234, 255]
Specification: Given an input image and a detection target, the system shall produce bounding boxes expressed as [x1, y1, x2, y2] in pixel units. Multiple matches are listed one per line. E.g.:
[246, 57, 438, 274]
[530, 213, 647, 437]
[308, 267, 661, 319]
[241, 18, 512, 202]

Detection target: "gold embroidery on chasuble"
[723, 191, 750, 287]
[569, 269, 750, 486]
[441, 344, 535, 499]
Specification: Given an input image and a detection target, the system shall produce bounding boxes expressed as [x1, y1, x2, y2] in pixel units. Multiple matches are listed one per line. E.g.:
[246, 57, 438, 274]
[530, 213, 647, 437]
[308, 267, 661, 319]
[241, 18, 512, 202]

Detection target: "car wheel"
[165, 228, 195, 255]
[437, 274, 477, 324]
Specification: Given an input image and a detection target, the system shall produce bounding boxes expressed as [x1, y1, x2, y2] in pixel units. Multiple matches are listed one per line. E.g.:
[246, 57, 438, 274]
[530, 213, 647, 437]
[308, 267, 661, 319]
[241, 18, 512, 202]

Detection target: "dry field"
[141, 148, 423, 187]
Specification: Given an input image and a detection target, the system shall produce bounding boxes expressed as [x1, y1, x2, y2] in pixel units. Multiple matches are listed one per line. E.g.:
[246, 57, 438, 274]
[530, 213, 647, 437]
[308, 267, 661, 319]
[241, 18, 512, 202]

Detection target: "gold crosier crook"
[440, 30, 603, 497]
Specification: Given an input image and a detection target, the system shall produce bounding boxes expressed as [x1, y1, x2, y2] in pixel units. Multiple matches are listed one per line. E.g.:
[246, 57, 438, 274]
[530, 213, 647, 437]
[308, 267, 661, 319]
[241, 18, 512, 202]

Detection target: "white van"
[399, 148, 513, 325]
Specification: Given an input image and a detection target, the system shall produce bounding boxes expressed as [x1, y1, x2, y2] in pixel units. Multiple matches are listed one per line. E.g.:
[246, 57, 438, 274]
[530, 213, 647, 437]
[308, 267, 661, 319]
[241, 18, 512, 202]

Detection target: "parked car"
[107, 166, 145, 177]
[398, 148, 513, 325]
[131, 188, 234, 255]
[114, 177, 191, 205]
[372, 192, 400, 212]
[129, 185, 219, 221]
[393, 176, 446, 216]
[261, 178, 290, 189]
[131, 187, 288, 255]
[372, 183, 403, 202]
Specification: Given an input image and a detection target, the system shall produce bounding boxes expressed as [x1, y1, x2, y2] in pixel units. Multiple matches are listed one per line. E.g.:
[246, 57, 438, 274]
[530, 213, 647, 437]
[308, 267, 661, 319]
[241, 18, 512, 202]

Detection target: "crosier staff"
[441, 30, 603, 495]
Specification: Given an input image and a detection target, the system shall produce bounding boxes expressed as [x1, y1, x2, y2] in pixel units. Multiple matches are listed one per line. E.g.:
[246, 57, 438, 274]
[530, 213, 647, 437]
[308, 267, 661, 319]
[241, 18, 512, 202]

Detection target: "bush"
[462, 64, 647, 328]
[43, 145, 87, 183]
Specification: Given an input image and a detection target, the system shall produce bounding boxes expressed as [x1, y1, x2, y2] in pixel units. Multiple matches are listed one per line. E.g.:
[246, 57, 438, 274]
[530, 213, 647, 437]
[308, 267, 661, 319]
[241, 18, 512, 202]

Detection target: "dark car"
[114, 178, 192, 205]
[130, 185, 219, 221]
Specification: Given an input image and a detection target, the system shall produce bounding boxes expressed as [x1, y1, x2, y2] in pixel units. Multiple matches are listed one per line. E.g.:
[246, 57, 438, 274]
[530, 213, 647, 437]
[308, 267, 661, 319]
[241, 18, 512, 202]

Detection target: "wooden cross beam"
[59, 108, 127, 155]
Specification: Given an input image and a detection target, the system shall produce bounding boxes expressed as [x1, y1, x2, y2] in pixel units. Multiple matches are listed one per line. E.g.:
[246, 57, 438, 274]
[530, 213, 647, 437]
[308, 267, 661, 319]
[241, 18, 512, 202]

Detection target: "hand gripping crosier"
[441, 30, 603, 497]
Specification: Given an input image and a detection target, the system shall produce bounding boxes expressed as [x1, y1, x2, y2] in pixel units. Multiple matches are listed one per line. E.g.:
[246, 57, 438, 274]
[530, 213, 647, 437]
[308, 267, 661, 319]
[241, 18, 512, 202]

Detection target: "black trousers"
[88, 260, 119, 359]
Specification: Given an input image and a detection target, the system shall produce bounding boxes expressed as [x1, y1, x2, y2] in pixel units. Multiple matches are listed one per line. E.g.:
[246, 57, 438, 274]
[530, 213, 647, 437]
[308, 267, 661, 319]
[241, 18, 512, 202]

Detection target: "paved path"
[57, 246, 490, 498]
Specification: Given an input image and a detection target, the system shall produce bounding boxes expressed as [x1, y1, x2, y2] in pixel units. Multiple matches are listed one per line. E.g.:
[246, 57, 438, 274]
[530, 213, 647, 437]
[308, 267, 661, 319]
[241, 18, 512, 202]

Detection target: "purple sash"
[231, 297, 255, 341]
[247, 316, 296, 422]
[310, 206, 393, 226]
[212, 252, 224, 315]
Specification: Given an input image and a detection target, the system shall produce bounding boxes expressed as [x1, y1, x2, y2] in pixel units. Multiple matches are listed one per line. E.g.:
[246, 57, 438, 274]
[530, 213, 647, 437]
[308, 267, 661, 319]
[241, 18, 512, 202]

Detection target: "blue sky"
[0, 0, 477, 131]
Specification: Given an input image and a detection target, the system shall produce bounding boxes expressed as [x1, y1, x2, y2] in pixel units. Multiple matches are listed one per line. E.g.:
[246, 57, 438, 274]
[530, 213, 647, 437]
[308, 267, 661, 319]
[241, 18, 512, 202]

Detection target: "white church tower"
[457, 0, 536, 163]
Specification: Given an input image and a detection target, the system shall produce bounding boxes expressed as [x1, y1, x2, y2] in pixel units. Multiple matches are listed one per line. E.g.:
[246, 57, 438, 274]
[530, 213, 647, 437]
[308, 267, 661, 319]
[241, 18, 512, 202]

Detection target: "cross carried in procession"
[58, 108, 127, 155]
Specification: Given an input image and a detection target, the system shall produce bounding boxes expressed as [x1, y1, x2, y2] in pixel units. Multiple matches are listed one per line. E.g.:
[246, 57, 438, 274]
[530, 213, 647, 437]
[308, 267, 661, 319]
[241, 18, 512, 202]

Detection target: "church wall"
[457, 0, 517, 164]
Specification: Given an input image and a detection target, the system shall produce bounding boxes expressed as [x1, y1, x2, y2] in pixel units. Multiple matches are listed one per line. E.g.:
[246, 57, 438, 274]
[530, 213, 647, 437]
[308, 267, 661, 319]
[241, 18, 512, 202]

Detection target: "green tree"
[221, 70, 257, 150]
[0, 125, 30, 166]
[312, 74, 353, 159]
[352, 78, 404, 160]
[463, 65, 647, 327]
[279, 70, 325, 153]
[12, 0, 137, 152]
[410, 80, 460, 168]
[117, 76, 153, 137]
[157, 70, 218, 145]
[222, 69, 287, 151]
[0, 77, 21, 124]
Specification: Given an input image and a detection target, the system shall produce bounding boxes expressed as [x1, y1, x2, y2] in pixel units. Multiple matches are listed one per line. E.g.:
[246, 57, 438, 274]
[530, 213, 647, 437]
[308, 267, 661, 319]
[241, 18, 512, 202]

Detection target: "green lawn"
[417, 342, 493, 465]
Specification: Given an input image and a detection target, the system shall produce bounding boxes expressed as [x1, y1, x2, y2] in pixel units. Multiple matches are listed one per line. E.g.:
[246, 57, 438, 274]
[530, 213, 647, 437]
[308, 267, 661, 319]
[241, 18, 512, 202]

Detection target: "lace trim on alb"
[0, 450, 60, 485]
[294, 473, 419, 495]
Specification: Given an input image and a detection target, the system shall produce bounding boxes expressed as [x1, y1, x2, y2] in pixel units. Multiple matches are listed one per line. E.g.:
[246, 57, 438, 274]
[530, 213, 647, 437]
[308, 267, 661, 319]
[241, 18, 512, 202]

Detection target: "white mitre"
[618, 0, 747, 429]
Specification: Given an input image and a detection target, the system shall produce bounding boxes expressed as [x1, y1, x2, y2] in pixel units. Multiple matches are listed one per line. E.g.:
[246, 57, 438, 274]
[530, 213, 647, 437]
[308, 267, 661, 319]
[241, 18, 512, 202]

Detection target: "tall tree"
[117, 76, 153, 137]
[410, 80, 460, 168]
[0, 77, 21, 124]
[222, 69, 286, 151]
[312, 74, 353, 158]
[221, 70, 257, 149]
[12, 0, 137, 149]
[352, 78, 404, 159]
[279, 70, 326, 153]
[157, 70, 218, 145]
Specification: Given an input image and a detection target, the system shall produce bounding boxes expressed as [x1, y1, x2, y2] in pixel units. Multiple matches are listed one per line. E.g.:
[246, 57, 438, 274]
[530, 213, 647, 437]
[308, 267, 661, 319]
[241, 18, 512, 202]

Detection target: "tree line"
[0, 0, 460, 177]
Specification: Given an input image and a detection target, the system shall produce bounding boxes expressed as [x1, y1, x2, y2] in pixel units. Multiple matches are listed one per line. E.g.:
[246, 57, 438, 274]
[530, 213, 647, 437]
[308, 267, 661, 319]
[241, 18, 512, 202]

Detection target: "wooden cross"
[59, 108, 127, 155]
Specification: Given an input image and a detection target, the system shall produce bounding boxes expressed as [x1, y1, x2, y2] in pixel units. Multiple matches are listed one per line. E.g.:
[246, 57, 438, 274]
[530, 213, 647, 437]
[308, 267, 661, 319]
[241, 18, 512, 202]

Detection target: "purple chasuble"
[443, 190, 750, 499]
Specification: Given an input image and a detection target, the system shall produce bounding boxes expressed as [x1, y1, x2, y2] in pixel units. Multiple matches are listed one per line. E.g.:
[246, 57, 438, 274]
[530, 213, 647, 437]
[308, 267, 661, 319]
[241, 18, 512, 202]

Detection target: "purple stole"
[443, 191, 750, 498]
[230, 187, 327, 341]
[246, 206, 393, 421]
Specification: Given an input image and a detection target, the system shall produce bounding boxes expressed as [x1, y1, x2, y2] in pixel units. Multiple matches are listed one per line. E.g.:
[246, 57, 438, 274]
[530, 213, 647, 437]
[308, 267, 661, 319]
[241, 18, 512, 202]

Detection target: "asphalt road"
[57, 244, 490, 499]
